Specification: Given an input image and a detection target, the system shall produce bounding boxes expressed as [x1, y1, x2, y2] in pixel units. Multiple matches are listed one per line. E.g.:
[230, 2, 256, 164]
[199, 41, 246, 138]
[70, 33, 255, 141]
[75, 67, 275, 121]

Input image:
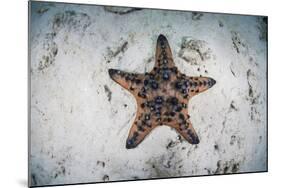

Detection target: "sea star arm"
[172, 116, 200, 144]
[108, 69, 145, 95]
[125, 112, 156, 149]
[155, 34, 175, 68]
[188, 76, 216, 98]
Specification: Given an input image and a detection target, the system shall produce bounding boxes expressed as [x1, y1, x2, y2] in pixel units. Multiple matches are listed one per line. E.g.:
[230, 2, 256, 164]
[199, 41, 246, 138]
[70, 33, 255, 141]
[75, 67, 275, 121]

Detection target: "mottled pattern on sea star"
[108, 34, 216, 149]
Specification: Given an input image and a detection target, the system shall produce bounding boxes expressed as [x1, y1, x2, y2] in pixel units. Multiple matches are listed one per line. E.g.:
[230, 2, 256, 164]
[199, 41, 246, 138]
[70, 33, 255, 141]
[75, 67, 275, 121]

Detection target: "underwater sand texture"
[29, 2, 267, 186]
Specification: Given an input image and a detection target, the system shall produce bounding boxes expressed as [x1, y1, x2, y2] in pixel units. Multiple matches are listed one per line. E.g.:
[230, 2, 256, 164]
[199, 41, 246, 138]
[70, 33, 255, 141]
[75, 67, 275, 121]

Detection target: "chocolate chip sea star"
[109, 34, 216, 149]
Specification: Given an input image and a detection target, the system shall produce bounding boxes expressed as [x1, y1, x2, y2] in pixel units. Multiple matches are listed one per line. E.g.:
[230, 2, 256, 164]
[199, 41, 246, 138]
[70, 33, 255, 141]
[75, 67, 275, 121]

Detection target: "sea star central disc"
[108, 34, 216, 149]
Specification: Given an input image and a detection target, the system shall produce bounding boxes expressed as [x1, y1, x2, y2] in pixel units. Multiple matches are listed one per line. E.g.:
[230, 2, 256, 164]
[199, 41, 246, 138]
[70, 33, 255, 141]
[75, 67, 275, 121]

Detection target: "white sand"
[29, 2, 267, 186]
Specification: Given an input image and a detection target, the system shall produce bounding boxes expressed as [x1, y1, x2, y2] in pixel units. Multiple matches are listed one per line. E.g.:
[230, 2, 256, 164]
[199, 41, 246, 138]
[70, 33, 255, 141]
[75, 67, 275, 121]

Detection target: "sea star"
[108, 34, 216, 149]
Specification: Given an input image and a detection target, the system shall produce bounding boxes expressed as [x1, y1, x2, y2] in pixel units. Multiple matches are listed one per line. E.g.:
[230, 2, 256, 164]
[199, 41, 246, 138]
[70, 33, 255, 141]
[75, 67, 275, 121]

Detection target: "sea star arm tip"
[108, 68, 144, 94]
[155, 34, 175, 68]
[188, 76, 216, 98]
[125, 121, 155, 149]
[173, 119, 200, 144]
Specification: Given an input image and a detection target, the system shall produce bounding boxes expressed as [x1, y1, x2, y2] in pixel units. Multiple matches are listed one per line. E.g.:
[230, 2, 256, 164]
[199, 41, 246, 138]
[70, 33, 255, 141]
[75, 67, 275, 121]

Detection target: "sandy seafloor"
[29, 1, 267, 186]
